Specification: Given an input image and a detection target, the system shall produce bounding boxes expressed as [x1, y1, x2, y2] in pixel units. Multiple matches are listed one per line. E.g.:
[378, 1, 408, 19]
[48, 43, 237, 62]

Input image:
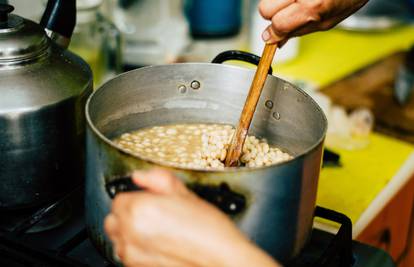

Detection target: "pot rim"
[85, 62, 328, 173]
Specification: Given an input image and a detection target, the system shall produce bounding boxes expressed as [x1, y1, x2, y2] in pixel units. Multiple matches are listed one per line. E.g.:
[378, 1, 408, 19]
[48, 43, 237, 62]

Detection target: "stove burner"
[26, 201, 72, 233]
[0, 186, 79, 235]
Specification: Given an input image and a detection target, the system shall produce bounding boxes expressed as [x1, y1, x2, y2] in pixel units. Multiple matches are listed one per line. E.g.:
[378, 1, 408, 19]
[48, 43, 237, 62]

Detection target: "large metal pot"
[85, 51, 327, 264]
[0, 1, 92, 209]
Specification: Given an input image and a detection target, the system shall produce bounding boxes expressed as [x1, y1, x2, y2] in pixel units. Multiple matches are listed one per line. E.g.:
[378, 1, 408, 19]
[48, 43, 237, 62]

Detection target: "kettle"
[0, 0, 92, 209]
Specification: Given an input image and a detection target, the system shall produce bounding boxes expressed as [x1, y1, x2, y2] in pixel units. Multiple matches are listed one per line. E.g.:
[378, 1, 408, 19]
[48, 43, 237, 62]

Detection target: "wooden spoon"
[225, 43, 277, 167]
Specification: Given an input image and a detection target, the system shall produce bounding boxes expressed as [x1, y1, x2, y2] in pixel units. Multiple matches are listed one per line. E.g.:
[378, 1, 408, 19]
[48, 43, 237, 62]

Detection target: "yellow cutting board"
[275, 25, 414, 87]
[318, 134, 414, 225]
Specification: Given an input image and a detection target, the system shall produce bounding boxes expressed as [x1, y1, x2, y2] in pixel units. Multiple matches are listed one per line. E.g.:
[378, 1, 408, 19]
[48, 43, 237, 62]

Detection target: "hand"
[104, 169, 281, 267]
[258, 0, 369, 44]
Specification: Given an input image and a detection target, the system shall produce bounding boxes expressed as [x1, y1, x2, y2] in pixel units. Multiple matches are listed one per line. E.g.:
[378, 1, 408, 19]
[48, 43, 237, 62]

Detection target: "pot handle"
[105, 176, 246, 216]
[105, 176, 141, 198]
[312, 206, 354, 267]
[211, 50, 273, 75]
[188, 182, 246, 216]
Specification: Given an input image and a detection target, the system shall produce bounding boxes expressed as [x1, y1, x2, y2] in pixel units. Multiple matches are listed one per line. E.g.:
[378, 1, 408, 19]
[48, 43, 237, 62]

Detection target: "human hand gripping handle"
[259, 0, 369, 44]
[104, 169, 281, 267]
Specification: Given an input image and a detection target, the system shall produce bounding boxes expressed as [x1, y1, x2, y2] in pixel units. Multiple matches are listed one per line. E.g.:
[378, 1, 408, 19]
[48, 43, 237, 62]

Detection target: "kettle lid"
[0, 4, 48, 62]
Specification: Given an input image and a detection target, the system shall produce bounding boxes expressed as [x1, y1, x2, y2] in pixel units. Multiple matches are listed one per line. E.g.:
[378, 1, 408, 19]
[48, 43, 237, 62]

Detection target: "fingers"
[105, 196, 146, 266]
[104, 214, 118, 252]
[117, 243, 147, 267]
[258, 0, 369, 43]
[104, 213, 124, 259]
[271, 2, 321, 36]
[287, 20, 330, 38]
[258, 0, 296, 20]
[132, 168, 189, 195]
[262, 2, 321, 44]
[104, 214, 118, 237]
[262, 25, 279, 44]
[105, 212, 141, 266]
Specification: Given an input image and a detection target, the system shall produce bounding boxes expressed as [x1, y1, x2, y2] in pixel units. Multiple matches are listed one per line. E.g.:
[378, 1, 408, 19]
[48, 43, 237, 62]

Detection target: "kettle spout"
[40, 0, 76, 49]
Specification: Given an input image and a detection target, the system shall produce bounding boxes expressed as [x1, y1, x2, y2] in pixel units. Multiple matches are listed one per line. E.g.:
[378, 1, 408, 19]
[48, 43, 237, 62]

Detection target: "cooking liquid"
[113, 123, 292, 169]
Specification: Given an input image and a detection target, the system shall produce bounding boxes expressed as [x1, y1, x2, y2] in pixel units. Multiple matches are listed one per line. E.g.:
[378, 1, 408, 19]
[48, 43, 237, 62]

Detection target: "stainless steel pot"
[0, 1, 92, 209]
[85, 51, 327, 264]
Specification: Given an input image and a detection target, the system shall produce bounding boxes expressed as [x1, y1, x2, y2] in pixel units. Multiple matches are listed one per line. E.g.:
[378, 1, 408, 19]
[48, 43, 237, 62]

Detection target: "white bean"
[113, 123, 292, 169]
[166, 128, 177, 135]
[220, 149, 227, 161]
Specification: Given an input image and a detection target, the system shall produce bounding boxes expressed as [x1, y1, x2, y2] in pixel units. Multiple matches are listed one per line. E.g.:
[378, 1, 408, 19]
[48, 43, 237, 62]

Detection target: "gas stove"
[0, 186, 395, 267]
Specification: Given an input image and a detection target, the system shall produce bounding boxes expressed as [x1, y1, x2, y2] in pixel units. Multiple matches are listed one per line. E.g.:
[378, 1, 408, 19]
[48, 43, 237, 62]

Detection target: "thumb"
[132, 168, 189, 195]
[262, 25, 284, 44]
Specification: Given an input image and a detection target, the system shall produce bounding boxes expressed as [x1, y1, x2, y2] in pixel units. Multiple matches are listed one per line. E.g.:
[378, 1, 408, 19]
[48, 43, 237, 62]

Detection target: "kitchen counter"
[316, 135, 414, 236]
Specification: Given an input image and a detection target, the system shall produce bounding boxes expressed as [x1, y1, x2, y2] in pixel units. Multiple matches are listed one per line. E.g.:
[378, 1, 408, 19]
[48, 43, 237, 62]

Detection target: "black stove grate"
[0, 233, 88, 267]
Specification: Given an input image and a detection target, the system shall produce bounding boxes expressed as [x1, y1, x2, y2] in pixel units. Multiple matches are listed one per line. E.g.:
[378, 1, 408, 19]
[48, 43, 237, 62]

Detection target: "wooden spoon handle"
[225, 43, 277, 167]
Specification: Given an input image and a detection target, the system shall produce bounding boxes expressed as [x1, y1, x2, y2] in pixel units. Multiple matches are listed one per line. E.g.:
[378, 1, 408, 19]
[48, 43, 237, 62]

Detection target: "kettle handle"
[40, 0, 76, 48]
